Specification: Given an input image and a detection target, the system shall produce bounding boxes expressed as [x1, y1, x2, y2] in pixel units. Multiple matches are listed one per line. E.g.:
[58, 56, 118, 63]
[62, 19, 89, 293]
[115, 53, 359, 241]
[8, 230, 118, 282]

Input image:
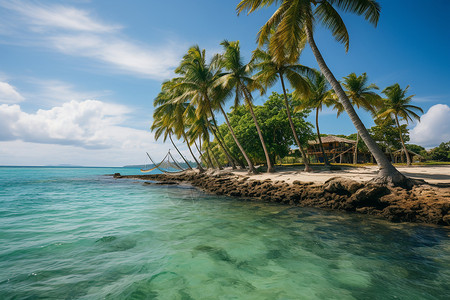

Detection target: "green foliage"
[406, 144, 425, 155]
[217, 92, 313, 164]
[426, 142, 450, 162]
[368, 118, 409, 154]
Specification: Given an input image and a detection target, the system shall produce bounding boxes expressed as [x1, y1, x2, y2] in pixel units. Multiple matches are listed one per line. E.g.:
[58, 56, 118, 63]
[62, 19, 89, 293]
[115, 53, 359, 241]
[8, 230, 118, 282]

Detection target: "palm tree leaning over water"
[339, 72, 382, 164]
[151, 93, 194, 170]
[218, 40, 275, 173]
[150, 118, 193, 170]
[237, 0, 408, 185]
[152, 84, 204, 172]
[378, 84, 423, 166]
[252, 45, 313, 172]
[295, 70, 336, 167]
[187, 107, 223, 170]
[174, 45, 258, 174]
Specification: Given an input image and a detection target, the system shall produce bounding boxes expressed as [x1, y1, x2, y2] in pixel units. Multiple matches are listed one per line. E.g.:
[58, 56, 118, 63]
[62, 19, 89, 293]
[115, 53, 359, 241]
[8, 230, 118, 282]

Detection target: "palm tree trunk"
[206, 104, 239, 169]
[279, 74, 312, 172]
[182, 131, 204, 172]
[244, 94, 275, 173]
[205, 116, 237, 169]
[196, 139, 207, 168]
[204, 143, 215, 169]
[315, 106, 330, 166]
[197, 139, 212, 168]
[169, 132, 192, 169]
[305, 26, 406, 185]
[353, 132, 359, 164]
[395, 115, 411, 166]
[218, 103, 257, 174]
[194, 140, 211, 169]
[210, 145, 223, 170]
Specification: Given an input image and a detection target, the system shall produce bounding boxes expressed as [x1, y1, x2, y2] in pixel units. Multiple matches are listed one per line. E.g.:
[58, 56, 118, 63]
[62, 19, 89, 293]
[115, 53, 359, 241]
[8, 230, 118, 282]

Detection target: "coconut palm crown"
[378, 83, 423, 166]
[218, 40, 275, 172]
[252, 45, 314, 171]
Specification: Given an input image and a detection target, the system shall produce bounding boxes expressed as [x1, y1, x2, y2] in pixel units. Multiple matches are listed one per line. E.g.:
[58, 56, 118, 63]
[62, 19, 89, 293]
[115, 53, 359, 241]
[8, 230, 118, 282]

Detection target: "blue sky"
[0, 0, 449, 166]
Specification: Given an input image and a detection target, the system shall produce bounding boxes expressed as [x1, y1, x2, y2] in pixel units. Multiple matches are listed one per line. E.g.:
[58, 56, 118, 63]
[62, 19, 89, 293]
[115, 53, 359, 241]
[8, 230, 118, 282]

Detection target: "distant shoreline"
[113, 166, 450, 226]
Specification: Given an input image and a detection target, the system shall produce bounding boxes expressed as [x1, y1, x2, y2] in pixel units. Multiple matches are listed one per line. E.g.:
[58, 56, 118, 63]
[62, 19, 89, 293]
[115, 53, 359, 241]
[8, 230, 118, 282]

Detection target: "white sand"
[229, 165, 450, 185]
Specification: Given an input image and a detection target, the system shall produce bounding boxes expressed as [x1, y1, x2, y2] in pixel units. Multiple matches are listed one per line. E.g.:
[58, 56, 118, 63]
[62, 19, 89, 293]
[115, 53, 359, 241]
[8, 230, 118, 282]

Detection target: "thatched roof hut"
[308, 136, 356, 145]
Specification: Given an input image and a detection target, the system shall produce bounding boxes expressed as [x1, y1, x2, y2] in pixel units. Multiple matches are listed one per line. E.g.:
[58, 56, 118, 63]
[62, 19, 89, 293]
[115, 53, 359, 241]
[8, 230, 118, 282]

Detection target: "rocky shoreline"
[113, 171, 450, 226]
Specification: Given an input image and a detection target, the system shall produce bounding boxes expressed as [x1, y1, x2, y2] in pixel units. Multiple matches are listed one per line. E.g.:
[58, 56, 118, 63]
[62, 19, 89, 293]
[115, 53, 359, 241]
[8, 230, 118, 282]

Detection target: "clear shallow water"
[0, 167, 449, 299]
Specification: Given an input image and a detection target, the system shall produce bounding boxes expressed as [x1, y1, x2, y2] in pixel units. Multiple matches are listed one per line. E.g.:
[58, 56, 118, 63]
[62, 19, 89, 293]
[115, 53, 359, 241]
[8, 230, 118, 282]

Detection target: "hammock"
[140, 152, 169, 173]
[140, 150, 189, 174]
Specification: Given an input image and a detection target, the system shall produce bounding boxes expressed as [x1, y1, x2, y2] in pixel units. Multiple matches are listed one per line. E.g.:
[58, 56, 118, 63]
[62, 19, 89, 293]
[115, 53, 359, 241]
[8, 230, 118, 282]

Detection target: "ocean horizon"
[1, 166, 449, 299]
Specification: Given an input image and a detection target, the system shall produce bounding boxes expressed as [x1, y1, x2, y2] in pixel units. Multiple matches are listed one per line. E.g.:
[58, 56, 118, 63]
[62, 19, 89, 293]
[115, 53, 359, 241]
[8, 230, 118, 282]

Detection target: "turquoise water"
[0, 167, 449, 299]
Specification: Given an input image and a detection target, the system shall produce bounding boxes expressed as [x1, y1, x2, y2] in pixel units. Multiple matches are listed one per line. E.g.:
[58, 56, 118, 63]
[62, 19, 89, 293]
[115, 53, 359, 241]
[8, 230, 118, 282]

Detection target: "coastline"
[113, 166, 450, 226]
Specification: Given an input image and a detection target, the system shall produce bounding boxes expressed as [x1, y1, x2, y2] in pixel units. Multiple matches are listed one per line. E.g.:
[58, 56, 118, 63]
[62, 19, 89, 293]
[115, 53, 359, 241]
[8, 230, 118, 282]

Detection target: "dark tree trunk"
[395, 114, 411, 166]
[353, 132, 359, 164]
[280, 74, 312, 172]
[315, 106, 330, 166]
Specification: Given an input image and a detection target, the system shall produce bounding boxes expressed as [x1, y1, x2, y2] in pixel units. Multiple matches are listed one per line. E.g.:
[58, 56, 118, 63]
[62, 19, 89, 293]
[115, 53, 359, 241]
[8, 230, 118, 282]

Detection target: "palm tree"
[150, 118, 193, 169]
[338, 72, 382, 164]
[174, 45, 258, 174]
[218, 40, 274, 172]
[252, 46, 313, 172]
[152, 82, 204, 172]
[187, 108, 223, 170]
[378, 83, 423, 166]
[237, 0, 407, 185]
[295, 70, 336, 167]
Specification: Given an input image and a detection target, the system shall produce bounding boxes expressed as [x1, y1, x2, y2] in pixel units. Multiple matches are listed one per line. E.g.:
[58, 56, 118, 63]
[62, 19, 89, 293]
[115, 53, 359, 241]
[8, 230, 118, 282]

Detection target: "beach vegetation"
[294, 69, 337, 167]
[237, 0, 409, 185]
[377, 83, 423, 166]
[218, 40, 274, 172]
[339, 72, 382, 164]
[212, 92, 313, 166]
[252, 39, 314, 171]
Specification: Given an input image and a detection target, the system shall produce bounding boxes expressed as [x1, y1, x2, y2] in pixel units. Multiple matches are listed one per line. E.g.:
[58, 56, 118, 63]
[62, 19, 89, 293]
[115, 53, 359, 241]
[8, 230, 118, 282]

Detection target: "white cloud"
[0, 1, 181, 79]
[49, 34, 179, 79]
[410, 104, 450, 147]
[0, 81, 25, 103]
[0, 100, 143, 149]
[0, 99, 198, 166]
[1, 0, 118, 33]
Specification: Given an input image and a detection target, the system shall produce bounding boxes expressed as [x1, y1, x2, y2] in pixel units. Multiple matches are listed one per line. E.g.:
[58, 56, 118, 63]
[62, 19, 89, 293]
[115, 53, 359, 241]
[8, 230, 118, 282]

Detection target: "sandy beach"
[230, 165, 450, 186]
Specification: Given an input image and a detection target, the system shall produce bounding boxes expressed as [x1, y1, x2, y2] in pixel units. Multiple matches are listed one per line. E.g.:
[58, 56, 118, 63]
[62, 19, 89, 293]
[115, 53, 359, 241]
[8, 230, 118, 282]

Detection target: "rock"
[155, 181, 179, 185]
[323, 177, 364, 195]
[112, 172, 450, 226]
[347, 184, 391, 209]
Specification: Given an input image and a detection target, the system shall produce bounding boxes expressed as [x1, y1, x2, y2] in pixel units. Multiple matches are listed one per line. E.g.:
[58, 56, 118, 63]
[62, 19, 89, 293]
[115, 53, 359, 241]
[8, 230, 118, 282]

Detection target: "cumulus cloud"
[0, 1, 181, 79]
[0, 99, 197, 166]
[0, 81, 25, 103]
[410, 104, 450, 147]
[0, 100, 151, 149]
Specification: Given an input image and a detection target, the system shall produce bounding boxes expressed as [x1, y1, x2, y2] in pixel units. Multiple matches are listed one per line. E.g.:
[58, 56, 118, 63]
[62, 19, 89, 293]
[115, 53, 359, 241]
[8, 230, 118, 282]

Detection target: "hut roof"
[308, 135, 356, 145]
[393, 149, 424, 158]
